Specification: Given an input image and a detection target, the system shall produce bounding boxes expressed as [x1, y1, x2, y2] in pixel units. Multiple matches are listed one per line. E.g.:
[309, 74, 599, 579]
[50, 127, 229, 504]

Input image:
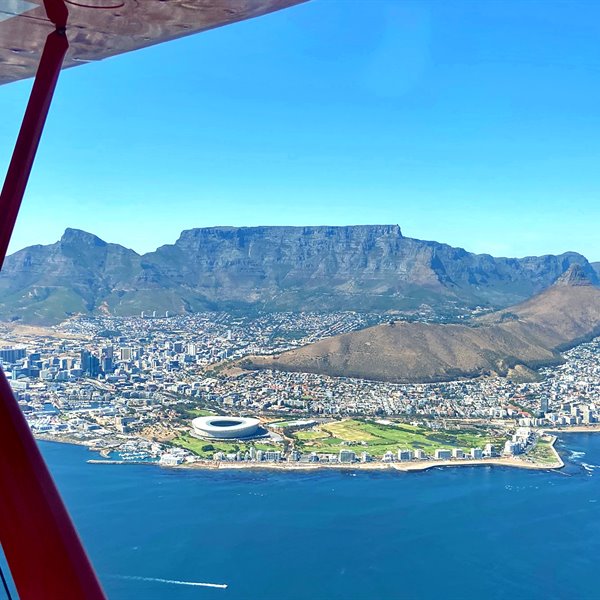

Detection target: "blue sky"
[2, 0, 600, 260]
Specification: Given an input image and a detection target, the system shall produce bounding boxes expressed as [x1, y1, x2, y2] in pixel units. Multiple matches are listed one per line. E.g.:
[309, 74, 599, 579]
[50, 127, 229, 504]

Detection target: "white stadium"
[192, 416, 261, 439]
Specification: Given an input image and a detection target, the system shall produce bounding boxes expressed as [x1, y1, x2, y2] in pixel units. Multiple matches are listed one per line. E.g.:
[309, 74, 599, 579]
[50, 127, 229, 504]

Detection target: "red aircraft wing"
[0, 0, 307, 86]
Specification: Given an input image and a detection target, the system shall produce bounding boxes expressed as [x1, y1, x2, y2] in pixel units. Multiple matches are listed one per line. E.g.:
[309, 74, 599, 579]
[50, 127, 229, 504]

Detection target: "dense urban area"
[1, 310, 598, 470]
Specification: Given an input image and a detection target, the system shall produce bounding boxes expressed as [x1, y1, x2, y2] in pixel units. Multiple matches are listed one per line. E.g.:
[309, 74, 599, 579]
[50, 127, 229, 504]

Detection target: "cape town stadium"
[192, 416, 261, 439]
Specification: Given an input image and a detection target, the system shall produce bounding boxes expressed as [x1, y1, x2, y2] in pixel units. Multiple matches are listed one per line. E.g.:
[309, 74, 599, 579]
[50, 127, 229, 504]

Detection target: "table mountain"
[245, 265, 600, 383]
[0, 225, 597, 324]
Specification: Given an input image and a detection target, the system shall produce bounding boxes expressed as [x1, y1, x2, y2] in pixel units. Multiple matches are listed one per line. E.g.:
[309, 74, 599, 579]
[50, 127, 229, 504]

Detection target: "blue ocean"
[9, 436, 600, 599]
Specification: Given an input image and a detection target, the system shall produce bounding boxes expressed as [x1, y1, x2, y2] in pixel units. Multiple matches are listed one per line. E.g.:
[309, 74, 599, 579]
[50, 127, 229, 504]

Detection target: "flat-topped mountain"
[245, 265, 600, 383]
[0, 225, 597, 324]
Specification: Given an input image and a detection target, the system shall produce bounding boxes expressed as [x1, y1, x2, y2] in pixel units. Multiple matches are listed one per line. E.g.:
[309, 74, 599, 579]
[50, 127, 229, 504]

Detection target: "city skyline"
[2, 0, 600, 260]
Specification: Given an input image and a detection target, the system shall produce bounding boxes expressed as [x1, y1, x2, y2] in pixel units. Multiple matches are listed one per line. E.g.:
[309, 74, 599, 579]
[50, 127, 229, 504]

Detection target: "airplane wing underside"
[0, 0, 307, 86]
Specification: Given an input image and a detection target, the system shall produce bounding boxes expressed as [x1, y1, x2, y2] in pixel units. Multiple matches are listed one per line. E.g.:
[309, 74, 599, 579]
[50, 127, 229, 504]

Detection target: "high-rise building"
[0, 347, 26, 363]
[484, 443, 495, 457]
[79, 350, 100, 377]
[119, 348, 132, 361]
[471, 448, 483, 459]
[339, 450, 356, 463]
[79, 350, 90, 369]
[264, 451, 281, 462]
[398, 449, 414, 461]
[87, 355, 100, 377]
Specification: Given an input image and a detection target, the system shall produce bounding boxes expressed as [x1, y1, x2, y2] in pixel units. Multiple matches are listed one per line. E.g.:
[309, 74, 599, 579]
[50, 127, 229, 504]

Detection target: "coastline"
[175, 454, 562, 473]
[35, 434, 94, 448]
[543, 425, 600, 434]
[36, 430, 569, 473]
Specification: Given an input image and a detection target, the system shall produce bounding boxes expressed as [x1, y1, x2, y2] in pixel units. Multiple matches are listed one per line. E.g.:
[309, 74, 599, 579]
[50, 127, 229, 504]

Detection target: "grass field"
[185, 408, 217, 418]
[291, 419, 504, 458]
[526, 436, 559, 465]
[171, 404, 218, 423]
[173, 432, 279, 458]
[294, 430, 330, 441]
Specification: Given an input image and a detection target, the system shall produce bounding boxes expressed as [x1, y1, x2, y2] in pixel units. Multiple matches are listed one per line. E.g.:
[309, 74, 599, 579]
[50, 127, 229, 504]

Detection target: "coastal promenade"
[178, 438, 564, 473]
[543, 424, 600, 434]
[85, 453, 564, 472]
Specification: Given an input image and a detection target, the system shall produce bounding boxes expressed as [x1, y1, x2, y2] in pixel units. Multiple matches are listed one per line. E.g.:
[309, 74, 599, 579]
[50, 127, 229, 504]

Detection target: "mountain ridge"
[1, 225, 597, 324]
[245, 265, 600, 384]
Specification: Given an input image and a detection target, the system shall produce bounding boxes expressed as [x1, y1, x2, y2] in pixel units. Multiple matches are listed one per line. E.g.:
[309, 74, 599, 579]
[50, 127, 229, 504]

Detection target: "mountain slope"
[0, 226, 597, 323]
[245, 265, 600, 383]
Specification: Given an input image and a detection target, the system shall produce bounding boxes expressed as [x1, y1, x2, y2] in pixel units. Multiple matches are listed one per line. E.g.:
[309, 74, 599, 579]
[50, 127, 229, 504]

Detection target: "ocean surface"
[5, 435, 600, 599]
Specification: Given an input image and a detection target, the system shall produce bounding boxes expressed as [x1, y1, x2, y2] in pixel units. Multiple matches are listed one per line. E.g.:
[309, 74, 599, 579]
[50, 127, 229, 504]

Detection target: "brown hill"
[245, 265, 600, 383]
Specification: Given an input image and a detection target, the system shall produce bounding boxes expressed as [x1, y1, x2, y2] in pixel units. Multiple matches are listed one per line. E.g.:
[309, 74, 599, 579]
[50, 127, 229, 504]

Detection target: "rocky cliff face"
[0, 225, 597, 323]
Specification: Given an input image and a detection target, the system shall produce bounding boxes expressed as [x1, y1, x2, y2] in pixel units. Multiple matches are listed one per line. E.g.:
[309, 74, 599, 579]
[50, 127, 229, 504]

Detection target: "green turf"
[526, 437, 558, 465]
[294, 430, 330, 441]
[185, 408, 217, 417]
[173, 432, 279, 458]
[291, 419, 503, 458]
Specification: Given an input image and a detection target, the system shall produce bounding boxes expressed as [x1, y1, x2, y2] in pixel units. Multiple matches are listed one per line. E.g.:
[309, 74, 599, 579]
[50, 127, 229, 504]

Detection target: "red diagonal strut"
[0, 21, 66, 267]
[0, 2, 106, 598]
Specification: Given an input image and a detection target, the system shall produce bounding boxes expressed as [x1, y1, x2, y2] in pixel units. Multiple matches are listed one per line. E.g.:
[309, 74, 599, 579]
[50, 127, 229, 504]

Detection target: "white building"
[504, 441, 521, 455]
[470, 448, 483, 459]
[382, 450, 395, 462]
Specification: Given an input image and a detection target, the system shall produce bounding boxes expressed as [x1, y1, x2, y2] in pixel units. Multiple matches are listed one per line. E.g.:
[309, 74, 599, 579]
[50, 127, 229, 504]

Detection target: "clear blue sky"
[2, 0, 600, 260]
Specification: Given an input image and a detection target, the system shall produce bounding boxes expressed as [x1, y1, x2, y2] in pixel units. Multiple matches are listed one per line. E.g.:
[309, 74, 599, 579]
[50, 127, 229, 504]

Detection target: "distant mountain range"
[245, 265, 600, 384]
[0, 225, 598, 324]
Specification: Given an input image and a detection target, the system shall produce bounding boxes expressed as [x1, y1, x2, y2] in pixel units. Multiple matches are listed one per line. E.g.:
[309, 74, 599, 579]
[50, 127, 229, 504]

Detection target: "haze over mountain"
[245, 265, 600, 384]
[0, 225, 597, 324]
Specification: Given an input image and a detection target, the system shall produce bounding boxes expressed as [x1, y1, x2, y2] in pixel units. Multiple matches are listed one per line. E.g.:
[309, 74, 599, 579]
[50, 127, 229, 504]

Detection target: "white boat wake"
[113, 575, 228, 589]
